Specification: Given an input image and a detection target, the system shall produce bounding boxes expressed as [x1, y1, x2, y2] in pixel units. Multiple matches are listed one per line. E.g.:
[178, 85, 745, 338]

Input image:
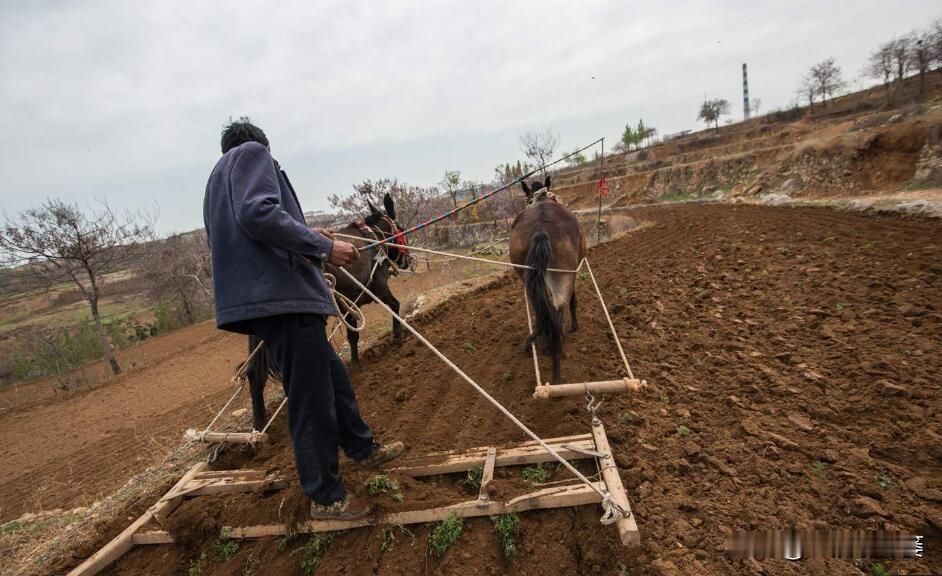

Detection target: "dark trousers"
[249, 313, 374, 505]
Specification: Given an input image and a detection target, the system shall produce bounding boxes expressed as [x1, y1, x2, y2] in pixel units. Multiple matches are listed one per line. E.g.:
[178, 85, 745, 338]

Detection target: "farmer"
[203, 118, 402, 520]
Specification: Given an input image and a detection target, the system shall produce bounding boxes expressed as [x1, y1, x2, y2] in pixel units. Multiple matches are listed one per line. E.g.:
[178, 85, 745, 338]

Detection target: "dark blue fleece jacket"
[203, 141, 336, 333]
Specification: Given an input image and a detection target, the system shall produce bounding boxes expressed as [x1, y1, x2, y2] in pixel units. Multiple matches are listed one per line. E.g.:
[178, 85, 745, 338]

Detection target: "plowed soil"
[56, 205, 942, 575]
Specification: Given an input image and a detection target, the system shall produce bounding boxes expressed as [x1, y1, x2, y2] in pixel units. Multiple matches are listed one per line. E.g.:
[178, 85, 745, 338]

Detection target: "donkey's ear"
[544, 175, 552, 189]
[366, 199, 380, 215]
[521, 180, 531, 197]
[383, 192, 396, 220]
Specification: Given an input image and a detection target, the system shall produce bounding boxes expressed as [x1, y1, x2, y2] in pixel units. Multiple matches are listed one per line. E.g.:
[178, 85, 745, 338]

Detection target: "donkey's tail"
[524, 231, 563, 380]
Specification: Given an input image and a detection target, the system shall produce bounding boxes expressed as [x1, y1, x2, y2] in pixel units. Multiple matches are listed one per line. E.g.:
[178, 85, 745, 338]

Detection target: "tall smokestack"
[742, 63, 750, 120]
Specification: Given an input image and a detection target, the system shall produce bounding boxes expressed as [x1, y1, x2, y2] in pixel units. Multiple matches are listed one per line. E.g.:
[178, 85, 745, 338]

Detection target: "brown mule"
[509, 176, 586, 384]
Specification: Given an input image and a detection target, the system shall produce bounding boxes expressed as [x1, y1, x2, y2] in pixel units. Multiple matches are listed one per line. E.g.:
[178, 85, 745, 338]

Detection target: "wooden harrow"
[68, 416, 637, 575]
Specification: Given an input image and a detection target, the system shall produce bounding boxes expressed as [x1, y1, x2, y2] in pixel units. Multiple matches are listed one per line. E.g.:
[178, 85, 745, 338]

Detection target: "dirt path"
[0, 323, 247, 521]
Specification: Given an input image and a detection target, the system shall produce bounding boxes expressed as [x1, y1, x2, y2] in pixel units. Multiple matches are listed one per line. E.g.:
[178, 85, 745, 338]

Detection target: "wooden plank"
[222, 482, 605, 539]
[477, 447, 497, 506]
[184, 429, 268, 444]
[67, 462, 208, 576]
[132, 531, 174, 545]
[177, 476, 288, 497]
[533, 378, 645, 399]
[591, 419, 640, 547]
[408, 434, 592, 460]
[193, 469, 265, 480]
[390, 438, 596, 477]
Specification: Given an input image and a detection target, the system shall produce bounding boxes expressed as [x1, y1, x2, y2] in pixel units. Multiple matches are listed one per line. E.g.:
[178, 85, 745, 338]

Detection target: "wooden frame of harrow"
[68, 417, 638, 575]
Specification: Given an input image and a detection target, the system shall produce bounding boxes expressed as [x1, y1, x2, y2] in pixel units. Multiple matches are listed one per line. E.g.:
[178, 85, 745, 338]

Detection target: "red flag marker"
[598, 177, 610, 198]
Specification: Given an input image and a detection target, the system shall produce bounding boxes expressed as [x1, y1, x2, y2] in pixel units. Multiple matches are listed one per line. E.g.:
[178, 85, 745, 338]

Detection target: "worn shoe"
[310, 496, 372, 521]
[357, 441, 404, 469]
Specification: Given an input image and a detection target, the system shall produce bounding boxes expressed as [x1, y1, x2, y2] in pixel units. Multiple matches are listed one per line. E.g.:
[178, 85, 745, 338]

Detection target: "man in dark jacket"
[203, 119, 401, 520]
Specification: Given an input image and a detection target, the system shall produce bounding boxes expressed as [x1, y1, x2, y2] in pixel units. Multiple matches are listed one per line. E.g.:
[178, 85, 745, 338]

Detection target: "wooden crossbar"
[388, 434, 596, 477]
[591, 418, 640, 546]
[184, 429, 269, 444]
[221, 482, 606, 539]
[533, 378, 646, 399]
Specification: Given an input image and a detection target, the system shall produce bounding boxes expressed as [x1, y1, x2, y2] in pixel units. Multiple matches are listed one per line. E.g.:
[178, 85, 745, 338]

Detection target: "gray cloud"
[1, 0, 936, 232]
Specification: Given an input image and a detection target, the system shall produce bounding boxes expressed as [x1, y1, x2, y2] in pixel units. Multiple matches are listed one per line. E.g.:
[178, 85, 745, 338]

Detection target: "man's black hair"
[220, 117, 269, 154]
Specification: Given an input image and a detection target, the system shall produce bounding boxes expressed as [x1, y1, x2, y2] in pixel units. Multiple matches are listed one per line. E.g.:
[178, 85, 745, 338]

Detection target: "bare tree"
[810, 57, 845, 106]
[697, 98, 730, 131]
[518, 127, 559, 174]
[0, 200, 155, 374]
[912, 32, 931, 96]
[750, 98, 762, 116]
[866, 42, 895, 102]
[889, 35, 913, 98]
[143, 232, 213, 325]
[797, 73, 817, 113]
[932, 18, 942, 71]
[441, 170, 462, 209]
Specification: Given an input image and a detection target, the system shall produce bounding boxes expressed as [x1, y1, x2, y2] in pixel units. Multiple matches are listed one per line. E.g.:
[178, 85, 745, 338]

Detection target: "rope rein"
[358, 137, 603, 252]
[333, 232, 585, 274]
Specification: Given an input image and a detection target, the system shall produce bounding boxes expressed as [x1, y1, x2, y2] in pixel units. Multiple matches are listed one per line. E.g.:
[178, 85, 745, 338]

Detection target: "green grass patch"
[676, 424, 691, 437]
[214, 539, 240, 561]
[459, 467, 483, 491]
[366, 475, 403, 501]
[491, 513, 520, 561]
[293, 532, 343, 575]
[870, 563, 889, 576]
[429, 515, 463, 558]
[379, 525, 415, 553]
[0, 520, 23, 534]
[521, 463, 550, 484]
[812, 460, 830, 478]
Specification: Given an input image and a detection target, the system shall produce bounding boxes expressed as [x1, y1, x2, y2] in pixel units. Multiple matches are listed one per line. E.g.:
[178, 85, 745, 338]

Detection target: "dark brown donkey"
[245, 193, 410, 431]
[509, 176, 586, 384]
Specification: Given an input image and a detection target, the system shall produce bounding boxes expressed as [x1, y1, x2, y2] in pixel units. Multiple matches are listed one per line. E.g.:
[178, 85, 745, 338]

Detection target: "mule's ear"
[544, 175, 552, 189]
[366, 199, 380, 215]
[383, 192, 396, 220]
[521, 180, 531, 197]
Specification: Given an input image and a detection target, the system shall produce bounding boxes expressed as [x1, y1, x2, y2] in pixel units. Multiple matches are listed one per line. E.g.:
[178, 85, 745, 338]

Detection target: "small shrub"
[380, 525, 416, 553]
[430, 515, 463, 558]
[215, 539, 240, 561]
[459, 467, 483, 491]
[277, 527, 298, 552]
[462, 341, 476, 352]
[491, 513, 519, 561]
[676, 425, 691, 437]
[366, 475, 402, 500]
[812, 461, 829, 478]
[295, 532, 341, 575]
[877, 475, 893, 490]
[521, 463, 550, 484]
[870, 563, 889, 576]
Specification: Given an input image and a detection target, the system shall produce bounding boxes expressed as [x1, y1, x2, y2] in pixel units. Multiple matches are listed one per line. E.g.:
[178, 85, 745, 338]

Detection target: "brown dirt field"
[55, 203, 939, 576]
[0, 321, 247, 521]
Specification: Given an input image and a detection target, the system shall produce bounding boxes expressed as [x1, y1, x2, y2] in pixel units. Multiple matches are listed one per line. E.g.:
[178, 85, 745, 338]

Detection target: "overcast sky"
[1, 1, 937, 233]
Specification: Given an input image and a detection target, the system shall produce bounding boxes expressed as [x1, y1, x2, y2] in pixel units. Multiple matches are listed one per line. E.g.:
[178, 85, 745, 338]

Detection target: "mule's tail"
[524, 231, 564, 383]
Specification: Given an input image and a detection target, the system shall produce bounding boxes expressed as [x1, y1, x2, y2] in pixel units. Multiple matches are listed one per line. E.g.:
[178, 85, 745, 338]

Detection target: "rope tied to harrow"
[334, 265, 632, 526]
